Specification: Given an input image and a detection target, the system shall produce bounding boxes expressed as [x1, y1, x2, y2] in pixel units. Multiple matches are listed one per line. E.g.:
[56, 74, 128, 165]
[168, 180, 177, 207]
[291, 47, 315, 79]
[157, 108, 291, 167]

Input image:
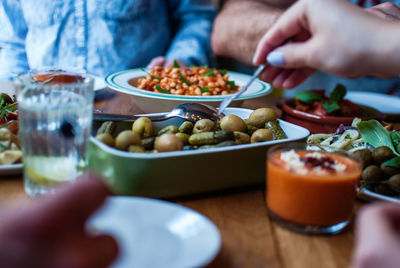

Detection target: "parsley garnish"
[203, 68, 216, 77]
[220, 69, 228, 76]
[178, 73, 191, 86]
[0, 95, 16, 123]
[141, 68, 161, 81]
[198, 86, 209, 93]
[173, 60, 181, 68]
[155, 84, 170, 94]
[227, 81, 236, 90]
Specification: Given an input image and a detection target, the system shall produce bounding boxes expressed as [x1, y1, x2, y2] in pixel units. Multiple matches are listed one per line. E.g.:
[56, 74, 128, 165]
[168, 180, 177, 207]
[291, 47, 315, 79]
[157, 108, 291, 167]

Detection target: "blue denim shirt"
[0, 0, 216, 77]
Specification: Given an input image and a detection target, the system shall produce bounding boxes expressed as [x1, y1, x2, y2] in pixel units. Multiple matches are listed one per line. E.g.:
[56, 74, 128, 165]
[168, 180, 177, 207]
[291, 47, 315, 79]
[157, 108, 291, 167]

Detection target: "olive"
[250, 129, 273, 143]
[220, 115, 247, 132]
[115, 130, 141, 151]
[247, 108, 277, 128]
[234, 131, 250, 144]
[97, 121, 116, 136]
[128, 145, 145, 153]
[193, 119, 215, 134]
[362, 165, 382, 184]
[95, 133, 115, 147]
[351, 149, 372, 168]
[155, 133, 183, 152]
[132, 117, 154, 138]
[374, 183, 396, 196]
[372, 146, 395, 165]
[380, 162, 400, 178]
[387, 174, 400, 193]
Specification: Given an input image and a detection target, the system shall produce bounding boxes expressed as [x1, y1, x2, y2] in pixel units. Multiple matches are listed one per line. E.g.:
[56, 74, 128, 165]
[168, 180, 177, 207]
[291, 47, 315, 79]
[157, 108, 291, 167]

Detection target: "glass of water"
[16, 69, 94, 198]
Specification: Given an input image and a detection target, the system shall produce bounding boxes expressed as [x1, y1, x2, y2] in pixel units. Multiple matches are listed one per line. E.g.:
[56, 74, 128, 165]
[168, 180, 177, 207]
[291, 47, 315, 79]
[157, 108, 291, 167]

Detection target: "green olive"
[247, 108, 277, 128]
[233, 131, 250, 144]
[250, 129, 273, 143]
[155, 133, 183, 152]
[220, 115, 247, 132]
[132, 117, 154, 138]
[95, 133, 115, 147]
[193, 119, 215, 134]
[128, 145, 145, 153]
[372, 146, 395, 165]
[362, 165, 381, 184]
[115, 130, 141, 151]
[351, 149, 372, 168]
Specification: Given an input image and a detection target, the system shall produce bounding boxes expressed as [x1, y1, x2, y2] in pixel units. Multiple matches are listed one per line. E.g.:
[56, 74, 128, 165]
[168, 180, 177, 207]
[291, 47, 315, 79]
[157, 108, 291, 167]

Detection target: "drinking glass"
[266, 143, 362, 234]
[16, 69, 94, 198]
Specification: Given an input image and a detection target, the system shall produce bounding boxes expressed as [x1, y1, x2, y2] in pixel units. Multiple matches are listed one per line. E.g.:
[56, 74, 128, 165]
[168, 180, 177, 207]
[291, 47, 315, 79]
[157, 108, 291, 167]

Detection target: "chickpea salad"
[307, 118, 400, 200]
[95, 108, 287, 154]
[137, 63, 240, 96]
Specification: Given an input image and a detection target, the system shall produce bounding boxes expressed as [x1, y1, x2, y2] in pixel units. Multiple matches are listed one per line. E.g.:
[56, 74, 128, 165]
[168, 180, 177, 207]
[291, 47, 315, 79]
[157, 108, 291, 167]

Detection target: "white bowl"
[105, 68, 272, 113]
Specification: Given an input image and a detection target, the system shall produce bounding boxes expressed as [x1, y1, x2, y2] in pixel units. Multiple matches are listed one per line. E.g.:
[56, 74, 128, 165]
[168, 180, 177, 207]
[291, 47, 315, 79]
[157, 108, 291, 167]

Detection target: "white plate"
[358, 187, 400, 203]
[0, 163, 23, 176]
[346, 92, 400, 115]
[88, 196, 221, 268]
[104, 68, 272, 113]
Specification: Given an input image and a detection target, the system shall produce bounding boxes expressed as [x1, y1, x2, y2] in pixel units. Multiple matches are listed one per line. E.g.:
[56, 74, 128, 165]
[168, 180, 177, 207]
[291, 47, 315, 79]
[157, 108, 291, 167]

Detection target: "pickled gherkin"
[266, 120, 287, 140]
[189, 130, 234, 146]
[179, 121, 194, 134]
[158, 125, 179, 136]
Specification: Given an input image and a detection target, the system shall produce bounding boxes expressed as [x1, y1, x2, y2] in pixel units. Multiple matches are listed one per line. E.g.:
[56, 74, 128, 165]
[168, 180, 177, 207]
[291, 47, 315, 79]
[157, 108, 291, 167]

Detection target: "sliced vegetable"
[198, 85, 209, 93]
[203, 68, 216, 77]
[173, 60, 181, 68]
[178, 72, 190, 85]
[227, 81, 236, 91]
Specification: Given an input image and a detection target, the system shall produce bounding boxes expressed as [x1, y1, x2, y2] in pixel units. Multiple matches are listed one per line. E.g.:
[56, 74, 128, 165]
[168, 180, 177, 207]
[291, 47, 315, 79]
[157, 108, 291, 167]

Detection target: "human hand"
[352, 203, 400, 268]
[366, 2, 400, 20]
[253, 0, 400, 89]
[147, 56, 187, 68]
[0, 174, 118, 268]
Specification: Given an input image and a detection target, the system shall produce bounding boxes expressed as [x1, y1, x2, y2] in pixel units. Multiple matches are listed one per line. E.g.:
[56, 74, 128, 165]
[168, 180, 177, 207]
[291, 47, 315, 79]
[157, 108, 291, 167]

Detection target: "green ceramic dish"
[88, 108, 309, 198]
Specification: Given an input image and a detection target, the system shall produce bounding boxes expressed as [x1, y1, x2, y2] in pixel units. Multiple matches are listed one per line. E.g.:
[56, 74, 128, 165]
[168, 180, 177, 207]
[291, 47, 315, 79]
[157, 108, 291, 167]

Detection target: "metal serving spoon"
[93, 103, 224, 123]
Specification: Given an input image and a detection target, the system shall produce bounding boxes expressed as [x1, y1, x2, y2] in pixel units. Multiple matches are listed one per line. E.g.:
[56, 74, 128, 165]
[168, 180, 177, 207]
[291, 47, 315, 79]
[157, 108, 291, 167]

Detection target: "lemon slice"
[24, 156, 81, 186]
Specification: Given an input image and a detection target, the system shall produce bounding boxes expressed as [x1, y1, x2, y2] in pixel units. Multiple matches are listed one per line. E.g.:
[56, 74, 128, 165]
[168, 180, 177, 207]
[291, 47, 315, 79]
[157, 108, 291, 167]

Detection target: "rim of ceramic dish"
[280, 98, 384, 124]
[104, 68, 272, 101]
[90, 108, 310, 159]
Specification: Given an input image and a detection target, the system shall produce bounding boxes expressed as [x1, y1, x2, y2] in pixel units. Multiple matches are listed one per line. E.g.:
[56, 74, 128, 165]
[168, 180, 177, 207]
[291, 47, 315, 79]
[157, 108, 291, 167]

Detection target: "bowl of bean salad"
[105, 67, 272, 113]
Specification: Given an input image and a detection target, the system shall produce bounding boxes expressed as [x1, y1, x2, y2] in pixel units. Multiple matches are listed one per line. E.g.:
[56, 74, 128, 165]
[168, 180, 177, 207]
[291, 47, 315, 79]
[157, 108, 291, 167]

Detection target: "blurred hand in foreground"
[253, 0, 400, 89]
[0, 174, 118, 268]
[352, 203, 400, 268]
[147, 56, 187, 68]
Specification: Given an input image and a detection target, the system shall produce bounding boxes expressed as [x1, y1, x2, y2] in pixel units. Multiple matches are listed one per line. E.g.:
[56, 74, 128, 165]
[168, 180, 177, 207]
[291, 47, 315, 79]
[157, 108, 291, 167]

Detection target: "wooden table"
[0, 90, 386, 268]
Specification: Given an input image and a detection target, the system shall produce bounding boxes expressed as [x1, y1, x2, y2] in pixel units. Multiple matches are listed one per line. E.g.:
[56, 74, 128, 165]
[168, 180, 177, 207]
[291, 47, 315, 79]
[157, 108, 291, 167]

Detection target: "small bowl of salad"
[280, 84, 384, 133]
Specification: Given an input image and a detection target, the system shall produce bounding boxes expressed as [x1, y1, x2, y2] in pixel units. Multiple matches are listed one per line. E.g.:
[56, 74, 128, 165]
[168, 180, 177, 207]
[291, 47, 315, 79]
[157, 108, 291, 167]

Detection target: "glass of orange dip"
[266, 143, 362, 234]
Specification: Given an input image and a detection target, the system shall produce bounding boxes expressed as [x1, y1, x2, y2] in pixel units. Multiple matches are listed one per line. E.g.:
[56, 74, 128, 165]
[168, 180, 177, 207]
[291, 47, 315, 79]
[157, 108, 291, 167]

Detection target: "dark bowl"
[280, 99, 385, 134]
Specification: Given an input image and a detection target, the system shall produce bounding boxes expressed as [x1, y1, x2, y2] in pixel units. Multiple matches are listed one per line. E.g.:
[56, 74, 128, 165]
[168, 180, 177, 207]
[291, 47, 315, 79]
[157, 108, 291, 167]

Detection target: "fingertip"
[267, 50, 285, 67]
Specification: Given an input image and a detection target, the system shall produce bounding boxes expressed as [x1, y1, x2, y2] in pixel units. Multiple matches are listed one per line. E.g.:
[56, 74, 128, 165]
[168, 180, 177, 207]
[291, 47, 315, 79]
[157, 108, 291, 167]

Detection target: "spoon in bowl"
[93, 103, 224, 123]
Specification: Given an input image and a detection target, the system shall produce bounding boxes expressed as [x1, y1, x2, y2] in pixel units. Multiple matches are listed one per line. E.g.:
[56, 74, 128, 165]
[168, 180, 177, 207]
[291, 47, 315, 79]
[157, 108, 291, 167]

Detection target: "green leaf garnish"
[178, 72, 190, 86]
[384, 157, 400, 169]
[357, 120, 400, 156]
[294, 91, 323, 104]
[155, 84, 170, 94]
[189, 65, 197, 69]
[198, 86, 209, 93]
[391, 131, 400, 154]
[330, 84, 346, 102]
[140, 68, 161, 81]
[203, 68, 216, 77]
[227, 81, 236, 90]
[220, 69, 228, 76]
[323, 100, 341, 113]
[173, 60, 181, 68]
